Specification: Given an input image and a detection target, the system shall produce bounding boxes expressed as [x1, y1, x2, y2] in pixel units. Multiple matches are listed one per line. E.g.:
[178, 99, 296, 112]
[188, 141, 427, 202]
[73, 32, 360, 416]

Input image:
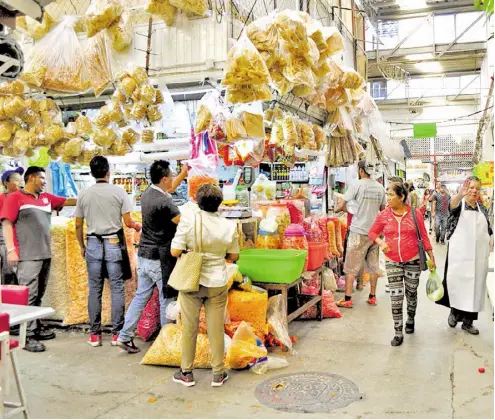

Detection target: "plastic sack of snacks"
[325, 87, 350, 111]
[92, 127, 117, 148]
[64, 137, 84, 157]
[86, 0, 123, 37]
[239, 110, 264, 140]
[312, 124, 326, 151]
[187, 155, 219, 202]
[322, 290, 342, 318]
[136, 287, 161, 341]
[75, 115, 93, 136]
[208, 109, 227, 142]
[283, 54, 314, 88]
[118, 76, 137, 99]
[246, 14, 278, 52]
[225, 116, 247, 142]
[147, 106, 162, 123]
[0, 121, 13, 144]
[296, 120, 315, 150]
[303, 217, 323, 243]
[169, 0, 208, 16]
[331, 217, 344, 256]
[226, 321, 267, 370]
[274, 11, 310, 55]
[145, 0, 177, 26]
[23, 17, 86, 93]
[194, 91, 218, 134]
[106, 12, 132, 52]
[266, 294, 293, 352]
[251, 174, 276, 201]
[282, 115, 298, 146]
[227, 289, 268, 334]
[226, 84, 272, 104]
[23, 12, 58, 41]
[322, 267, 337, 291]
[340, 67, 364, 90]
[326, 220, 340, 257]
[141, 324, 214, 368]
[269, 122, 284, 147]
[222, 35, 271, 86]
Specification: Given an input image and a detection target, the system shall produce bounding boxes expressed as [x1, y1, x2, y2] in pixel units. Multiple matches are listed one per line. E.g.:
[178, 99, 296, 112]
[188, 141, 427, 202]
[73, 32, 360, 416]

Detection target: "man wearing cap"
[1, 166, 76, 352]
[335, 160, 386, 308]
[0, 167, 24, 285]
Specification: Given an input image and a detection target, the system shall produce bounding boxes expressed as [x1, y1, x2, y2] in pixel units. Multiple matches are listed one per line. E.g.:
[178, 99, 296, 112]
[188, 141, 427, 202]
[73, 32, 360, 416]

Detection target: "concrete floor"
[7, 243, 494, 419]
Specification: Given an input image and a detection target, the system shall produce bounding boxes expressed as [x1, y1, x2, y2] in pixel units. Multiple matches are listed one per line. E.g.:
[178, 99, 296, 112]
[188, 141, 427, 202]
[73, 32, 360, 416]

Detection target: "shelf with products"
[260, 162, 310, 183]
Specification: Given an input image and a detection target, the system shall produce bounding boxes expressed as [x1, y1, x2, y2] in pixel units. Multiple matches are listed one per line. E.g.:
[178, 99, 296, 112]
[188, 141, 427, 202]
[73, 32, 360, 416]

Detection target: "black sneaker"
[116, 339, 141, 354]
[448, 312, 458, 328]
[405, 320, 415, 334]
[391, 336, 404, 347]
[462, 322, 479, 335]
[36, 329, 56, 341]
[211, 372, 229, 387]
[23, 337, 46, 353]
[173, 371, 195, 387]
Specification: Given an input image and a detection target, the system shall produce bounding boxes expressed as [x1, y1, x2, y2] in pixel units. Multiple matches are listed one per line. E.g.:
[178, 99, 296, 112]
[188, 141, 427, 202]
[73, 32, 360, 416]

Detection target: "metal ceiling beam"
[448, 74, 480, 103]
[375, 1, 474, 20]
[436, 12, 486, 59]
[368, 69, 482, 80]
[367, 42, 487, 60]
[384, 13, 433, 59]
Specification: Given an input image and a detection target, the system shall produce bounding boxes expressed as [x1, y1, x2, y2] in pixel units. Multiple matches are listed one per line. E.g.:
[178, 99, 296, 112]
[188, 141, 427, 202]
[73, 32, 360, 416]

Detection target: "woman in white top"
[171, 184, 239, 388]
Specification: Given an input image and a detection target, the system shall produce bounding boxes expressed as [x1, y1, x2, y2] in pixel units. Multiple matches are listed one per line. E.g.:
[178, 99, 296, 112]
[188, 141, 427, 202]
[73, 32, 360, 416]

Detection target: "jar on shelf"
[266, 202, 291, 238]
[255, 230, 282, 250]
[282, 223, 309, 271]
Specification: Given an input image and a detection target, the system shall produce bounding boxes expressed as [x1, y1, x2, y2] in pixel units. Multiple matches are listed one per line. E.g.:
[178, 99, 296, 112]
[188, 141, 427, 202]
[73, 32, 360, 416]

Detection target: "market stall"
[2, 2, 394, 372]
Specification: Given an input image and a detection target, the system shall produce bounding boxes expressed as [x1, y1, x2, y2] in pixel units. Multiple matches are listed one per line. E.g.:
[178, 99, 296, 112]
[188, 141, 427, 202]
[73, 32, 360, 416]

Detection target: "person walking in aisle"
[75, 157, 142, 348]
[1, 166, 76, 352]
[409, 184, 419, 208]
[117, 161, 186, 353]
[335, 160, 386, 308]
[369, 181, 436, 346]
[432, 183, 450, 244]
[0, 167, 24, 286]
[436, 177, 492, 335]
[171, 184, 239, 388]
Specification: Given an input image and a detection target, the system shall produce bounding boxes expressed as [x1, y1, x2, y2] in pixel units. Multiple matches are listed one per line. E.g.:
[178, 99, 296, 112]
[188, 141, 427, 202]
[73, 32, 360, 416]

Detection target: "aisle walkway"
[10, 243, 494, 419]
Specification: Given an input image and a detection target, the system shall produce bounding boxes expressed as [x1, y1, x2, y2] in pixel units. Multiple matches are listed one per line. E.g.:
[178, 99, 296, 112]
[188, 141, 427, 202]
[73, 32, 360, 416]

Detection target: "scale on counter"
[220, 166, 255, 218]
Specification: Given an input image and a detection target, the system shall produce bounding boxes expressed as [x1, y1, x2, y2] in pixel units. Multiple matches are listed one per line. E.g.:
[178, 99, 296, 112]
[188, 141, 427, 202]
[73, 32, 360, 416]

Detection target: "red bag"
[136, 287, 161, 341]
[322, 290, 342, 319]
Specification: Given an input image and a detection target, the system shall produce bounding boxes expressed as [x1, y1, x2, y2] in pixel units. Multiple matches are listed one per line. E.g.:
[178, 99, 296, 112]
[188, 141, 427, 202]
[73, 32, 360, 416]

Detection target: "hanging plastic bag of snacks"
[187, 154, 219, 202]
[86, 0, 124, 38]
[226, 84, 272, 104]
[145, 0, 177, 26]
[169, 0, 209, 16]
[84, 32, 112, 97]
[222, 35, 271, 86]
[106, 12, 132, 52]
[255, 230, 281, 250]
[282, 115, 298, 146]
[225, 116, 247, 143]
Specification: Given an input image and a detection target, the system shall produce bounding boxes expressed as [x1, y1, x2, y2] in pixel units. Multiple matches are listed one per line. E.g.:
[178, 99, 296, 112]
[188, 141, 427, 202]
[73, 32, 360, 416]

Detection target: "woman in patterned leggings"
[369, 182, 436, 347]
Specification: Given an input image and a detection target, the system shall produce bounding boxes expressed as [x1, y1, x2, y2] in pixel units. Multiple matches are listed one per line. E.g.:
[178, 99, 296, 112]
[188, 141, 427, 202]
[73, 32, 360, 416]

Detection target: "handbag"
[168, 212, 204, 293]
[411, 208, 428, 271]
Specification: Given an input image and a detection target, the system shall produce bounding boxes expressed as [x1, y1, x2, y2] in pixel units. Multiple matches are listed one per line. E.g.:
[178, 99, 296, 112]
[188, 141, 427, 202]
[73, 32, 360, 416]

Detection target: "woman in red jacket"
[369, 181, 436, 347]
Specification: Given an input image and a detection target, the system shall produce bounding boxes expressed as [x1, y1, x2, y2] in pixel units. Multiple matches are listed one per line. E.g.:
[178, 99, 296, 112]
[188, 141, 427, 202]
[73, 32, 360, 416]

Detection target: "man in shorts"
[335, 160, 386, 308]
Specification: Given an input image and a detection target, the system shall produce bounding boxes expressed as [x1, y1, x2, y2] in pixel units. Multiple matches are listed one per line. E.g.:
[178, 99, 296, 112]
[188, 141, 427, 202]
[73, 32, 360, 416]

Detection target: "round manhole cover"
[255, 372, 363, 414]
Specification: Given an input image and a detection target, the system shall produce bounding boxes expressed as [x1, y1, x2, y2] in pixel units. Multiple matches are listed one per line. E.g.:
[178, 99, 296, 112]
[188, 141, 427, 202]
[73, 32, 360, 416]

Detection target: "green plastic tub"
[237, 249, 308, 284]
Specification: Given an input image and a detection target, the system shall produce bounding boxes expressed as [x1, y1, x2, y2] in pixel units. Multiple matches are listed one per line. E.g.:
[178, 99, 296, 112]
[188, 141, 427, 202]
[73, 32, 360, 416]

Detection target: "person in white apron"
[436, 176, 492, 335]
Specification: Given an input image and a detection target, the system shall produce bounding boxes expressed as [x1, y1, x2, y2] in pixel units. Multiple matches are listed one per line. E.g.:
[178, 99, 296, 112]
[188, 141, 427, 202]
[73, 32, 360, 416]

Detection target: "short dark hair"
[388, 182, 409, 203]
[150, 160, 172, 185]
[24, 166, 45, 183]
[90, 156, 110, 179]
[196, 184, 223, 213]
[409, 184, 415, 191]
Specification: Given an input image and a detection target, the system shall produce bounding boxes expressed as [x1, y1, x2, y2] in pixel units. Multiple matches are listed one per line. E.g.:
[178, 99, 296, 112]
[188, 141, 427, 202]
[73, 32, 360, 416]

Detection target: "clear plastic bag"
[226, 321, 268, 370]
[169, 0, 209, 17]
[145, 0, 177, 26]
[266, 294, 292, 352]
[22, 17, 87, 93]
[222, 35, 271, 86]
[267, 355, 289, 370]
[86, 0, 124, 38]
[246, 15, 279, 53]
[225, 116, 247, 142]
[187, 154, 219, 202]
[194, 91, 218, 134]
[23, 12, 58, 41]
[340, 67, 365, 90]
[426, 269, 444, 302]
[322, 267, 337, 291]
[252, 174, 276, 201]
[282, 115, 298, 146]
[106, 12, 132, 53]
[83, 32, 112, 97]
[274, 11, 310, 56]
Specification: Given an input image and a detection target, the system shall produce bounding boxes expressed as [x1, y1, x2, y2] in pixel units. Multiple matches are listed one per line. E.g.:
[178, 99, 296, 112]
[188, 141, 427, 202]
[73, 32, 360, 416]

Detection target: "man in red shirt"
[0, 167, 24, 286]
[1, 166, 76, 353]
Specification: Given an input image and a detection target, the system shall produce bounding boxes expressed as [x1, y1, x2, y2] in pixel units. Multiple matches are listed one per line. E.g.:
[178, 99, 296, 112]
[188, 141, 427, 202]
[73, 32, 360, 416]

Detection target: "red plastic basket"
[307, 242, 326, 271]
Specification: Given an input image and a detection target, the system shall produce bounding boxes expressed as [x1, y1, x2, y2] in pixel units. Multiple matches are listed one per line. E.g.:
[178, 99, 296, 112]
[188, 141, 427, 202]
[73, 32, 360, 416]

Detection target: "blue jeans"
[118, 257, 174, 342]
[86, 237, 125, 335]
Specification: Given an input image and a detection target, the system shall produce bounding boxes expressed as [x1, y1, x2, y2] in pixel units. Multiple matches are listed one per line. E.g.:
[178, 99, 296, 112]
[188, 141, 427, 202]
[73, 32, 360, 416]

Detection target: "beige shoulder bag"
[168, 212, 203, 293]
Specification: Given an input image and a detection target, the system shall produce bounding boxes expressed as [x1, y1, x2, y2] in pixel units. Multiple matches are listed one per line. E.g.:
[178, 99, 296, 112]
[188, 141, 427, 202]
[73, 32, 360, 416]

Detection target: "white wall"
[480, 15, 494, 162]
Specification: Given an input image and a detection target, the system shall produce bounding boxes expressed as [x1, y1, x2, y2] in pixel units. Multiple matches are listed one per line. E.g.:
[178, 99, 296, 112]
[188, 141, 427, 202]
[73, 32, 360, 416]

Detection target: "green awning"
[413, 123, 437, 139]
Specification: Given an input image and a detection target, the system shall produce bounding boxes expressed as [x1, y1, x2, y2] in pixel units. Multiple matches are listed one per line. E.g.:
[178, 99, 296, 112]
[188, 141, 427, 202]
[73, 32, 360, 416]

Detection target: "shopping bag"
[426, 269, 444, 302]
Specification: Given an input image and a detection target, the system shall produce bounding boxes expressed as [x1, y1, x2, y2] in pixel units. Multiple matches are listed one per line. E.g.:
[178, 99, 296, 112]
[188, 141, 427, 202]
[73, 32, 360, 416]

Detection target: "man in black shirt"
[117, 160, 182, 353]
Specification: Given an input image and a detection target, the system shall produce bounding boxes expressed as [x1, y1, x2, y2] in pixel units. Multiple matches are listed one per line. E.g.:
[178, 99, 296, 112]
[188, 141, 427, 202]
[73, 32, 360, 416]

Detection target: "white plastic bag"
[165, 300, 180, 321]
[267, 355, 289, 370]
